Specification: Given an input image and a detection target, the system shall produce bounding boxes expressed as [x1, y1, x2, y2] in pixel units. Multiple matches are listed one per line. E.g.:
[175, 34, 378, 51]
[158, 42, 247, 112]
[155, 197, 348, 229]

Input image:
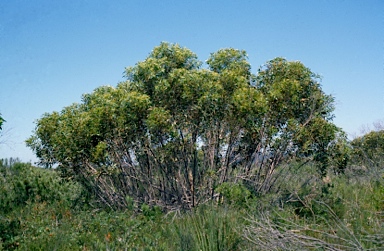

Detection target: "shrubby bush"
[0, 158, 81, 213]
[216, 182, 252, 207]
[0, 159, 82, 250]
[27, 43, 343, 210]
[351, 130, 384, 168]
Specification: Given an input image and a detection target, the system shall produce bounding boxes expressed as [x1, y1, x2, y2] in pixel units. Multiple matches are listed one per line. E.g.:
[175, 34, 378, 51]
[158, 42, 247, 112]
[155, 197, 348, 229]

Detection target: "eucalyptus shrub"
[27, 43, 342, 210]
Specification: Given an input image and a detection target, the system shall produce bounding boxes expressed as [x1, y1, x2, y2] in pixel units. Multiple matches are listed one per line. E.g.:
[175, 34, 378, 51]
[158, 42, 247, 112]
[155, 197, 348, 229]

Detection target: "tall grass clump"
[163, 204, 246, 251]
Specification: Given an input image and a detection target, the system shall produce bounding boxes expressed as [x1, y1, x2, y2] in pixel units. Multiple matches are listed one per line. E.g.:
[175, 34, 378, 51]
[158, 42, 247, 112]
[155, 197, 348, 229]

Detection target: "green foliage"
[4, 201, 248, 250]
[164, 205, 245, 251]
[351, 130, 384, 168]
[244, 161, 384, 250]
[207, 48, 250, 77]
[216, 182, 252, 207]
[27, 42, 340, 210]
[140, 203, 163, 220]
[0, 159, 83, 250]
[0, 113, 4, 131]
[327, 132, 351, 174]
[0, 159, 81, 214]
[0, 218, 20, 250]
[0, 158, 383, 250]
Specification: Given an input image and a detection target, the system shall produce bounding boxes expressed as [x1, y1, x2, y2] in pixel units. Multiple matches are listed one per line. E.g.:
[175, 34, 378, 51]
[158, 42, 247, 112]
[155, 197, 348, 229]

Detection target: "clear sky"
[0, 0, 383, 163]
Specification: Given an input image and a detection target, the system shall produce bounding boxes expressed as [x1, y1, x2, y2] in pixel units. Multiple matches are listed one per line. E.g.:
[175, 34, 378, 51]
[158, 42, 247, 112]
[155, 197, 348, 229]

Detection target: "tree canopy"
[27, 42, 342, 210]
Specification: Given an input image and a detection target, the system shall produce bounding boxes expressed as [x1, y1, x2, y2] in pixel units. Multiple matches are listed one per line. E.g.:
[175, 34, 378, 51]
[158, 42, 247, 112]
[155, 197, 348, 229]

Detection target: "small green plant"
[216, 182, 252, 207]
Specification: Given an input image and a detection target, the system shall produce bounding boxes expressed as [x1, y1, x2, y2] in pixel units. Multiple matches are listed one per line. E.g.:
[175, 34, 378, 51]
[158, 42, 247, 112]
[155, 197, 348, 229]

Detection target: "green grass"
[1, 159, 383, 250]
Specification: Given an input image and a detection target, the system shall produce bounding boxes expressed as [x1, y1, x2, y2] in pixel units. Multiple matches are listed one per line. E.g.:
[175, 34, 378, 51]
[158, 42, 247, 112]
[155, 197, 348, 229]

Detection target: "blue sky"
[0, 0, 383, 162]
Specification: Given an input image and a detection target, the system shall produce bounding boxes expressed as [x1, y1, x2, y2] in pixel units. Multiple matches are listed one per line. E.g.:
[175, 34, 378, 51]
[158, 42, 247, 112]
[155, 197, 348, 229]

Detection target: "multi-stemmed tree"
[27, 43, 342, 210]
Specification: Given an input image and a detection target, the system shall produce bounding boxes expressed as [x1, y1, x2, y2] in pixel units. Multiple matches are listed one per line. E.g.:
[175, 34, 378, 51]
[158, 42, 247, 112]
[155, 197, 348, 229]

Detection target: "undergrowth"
[0, 158, 382, 250]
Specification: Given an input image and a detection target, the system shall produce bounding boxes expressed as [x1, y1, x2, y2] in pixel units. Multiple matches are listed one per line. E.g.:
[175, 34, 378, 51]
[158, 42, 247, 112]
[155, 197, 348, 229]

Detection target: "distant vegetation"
[0, 114, 4, 131]
[0, 43, 382, 250]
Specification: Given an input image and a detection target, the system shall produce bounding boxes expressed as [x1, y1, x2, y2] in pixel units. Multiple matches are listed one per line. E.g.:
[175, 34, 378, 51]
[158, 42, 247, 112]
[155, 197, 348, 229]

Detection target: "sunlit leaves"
[207, 48, 250, 76]
[27, 42, 341, 209]
[232, 86, 266, 121]
[146, 107, 172, 135]
[125, 42, 201, 98]
[150, 42, 201, 71]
